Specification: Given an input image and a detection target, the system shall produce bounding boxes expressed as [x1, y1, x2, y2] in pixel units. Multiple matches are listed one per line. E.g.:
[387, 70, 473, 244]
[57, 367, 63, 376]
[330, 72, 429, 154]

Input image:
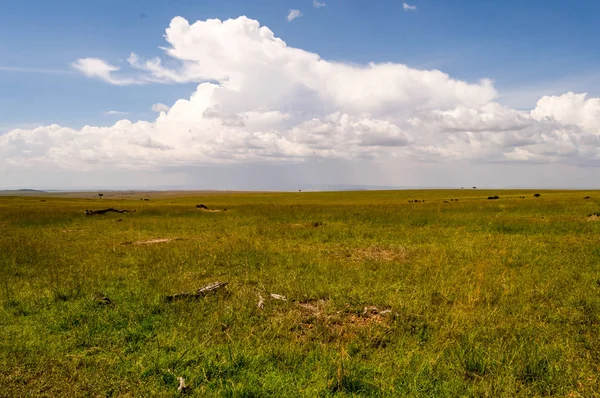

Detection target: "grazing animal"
[196, 204, 208, 209]
[487, 196, 500, 200]
[533, 193, 541, 198]
[584, 196, 591, 199]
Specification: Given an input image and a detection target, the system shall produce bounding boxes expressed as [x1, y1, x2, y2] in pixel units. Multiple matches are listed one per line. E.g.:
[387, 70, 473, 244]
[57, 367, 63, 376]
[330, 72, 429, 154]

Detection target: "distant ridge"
[0, 189, 48, 196]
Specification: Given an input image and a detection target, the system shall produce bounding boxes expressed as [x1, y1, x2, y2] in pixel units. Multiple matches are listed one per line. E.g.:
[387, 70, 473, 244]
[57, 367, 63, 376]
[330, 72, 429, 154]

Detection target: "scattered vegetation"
[1, 189, 600, 396]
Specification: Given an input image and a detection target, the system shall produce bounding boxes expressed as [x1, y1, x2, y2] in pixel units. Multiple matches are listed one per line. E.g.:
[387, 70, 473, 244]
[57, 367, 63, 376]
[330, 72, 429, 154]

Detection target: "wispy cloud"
[287, 9, 303, 22]
[313, 0, 326, 8]
[103, 110, 130, 116]
[71, 58, 141, 86]
[0, 66, 74, 74]
[403, 3, 417, 11]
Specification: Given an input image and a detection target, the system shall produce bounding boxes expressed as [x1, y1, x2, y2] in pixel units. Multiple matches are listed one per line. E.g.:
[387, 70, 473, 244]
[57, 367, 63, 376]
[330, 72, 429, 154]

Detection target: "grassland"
[1, 189, 600, 397]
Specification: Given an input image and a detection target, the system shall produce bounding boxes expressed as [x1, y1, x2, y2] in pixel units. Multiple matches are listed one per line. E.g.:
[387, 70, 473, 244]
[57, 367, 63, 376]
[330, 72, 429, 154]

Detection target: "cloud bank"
[2, 16, 600, 187]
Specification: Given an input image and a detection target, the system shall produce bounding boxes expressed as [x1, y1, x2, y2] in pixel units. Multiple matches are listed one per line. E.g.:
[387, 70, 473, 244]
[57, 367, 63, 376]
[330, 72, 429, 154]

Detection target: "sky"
[1, 0, 600, 190]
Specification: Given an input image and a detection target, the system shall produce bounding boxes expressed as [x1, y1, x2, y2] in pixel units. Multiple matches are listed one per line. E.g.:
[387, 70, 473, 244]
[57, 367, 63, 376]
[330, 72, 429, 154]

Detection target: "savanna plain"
[1, 189, 600, 397]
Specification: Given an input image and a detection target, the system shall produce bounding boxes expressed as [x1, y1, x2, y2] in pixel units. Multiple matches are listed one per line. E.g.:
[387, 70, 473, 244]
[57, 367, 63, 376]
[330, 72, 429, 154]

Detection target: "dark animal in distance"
[584, 196, 591, 199]
[196, 204, 208, 209]
[487, 196, 500, 200]
[533, 193, 541, 198]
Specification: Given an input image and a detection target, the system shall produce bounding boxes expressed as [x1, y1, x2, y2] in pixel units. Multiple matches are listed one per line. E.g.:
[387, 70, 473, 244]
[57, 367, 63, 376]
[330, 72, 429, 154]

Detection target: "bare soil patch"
[297, 299, 330, 315]
[587, 215, 600, 222]
[338, 245, 407, 263]
[289, 223, 306, 228]
[293, 300, 392, 340]
[122, 238, 180, 245]
[136, 238, 172, 245]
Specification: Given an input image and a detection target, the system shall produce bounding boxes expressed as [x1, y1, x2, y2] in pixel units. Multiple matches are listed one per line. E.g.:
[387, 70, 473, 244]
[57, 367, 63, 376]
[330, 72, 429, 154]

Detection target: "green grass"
[1, 189, 600, 397]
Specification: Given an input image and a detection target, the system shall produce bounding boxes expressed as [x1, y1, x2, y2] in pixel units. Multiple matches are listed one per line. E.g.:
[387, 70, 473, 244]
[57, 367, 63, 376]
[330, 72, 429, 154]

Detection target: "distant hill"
[0, 189, 48, 196]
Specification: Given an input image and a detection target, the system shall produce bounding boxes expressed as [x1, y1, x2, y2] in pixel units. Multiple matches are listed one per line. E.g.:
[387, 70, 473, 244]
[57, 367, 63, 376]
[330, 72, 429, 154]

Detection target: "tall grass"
[1, 190, 599, 396]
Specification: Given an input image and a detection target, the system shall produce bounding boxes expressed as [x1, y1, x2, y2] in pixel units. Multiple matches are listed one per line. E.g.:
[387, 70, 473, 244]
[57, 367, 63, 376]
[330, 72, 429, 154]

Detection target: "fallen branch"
[270, 293, 287, 301]
[84, 208, 136, 216]
[166, 281, 228, 302]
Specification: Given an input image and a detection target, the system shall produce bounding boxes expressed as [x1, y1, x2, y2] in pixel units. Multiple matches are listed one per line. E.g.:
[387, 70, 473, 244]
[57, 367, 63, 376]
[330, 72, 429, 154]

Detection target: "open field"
[1, 189, 600, 397]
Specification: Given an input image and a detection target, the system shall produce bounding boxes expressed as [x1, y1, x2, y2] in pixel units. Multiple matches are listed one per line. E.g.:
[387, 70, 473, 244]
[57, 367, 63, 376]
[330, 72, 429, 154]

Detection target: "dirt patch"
[587, 215, 600, 222]
[297, 299, 330, 315]
[136, 238, 172, 244]
[122, 238, 179, 245]
[347, 313, 385, 327]
[202, 209, 223, 213]
[61, 228, 86, 233]
[293, 300, 393, 341]
[340, 245, 407, 263]
[347, 306, 392, 327]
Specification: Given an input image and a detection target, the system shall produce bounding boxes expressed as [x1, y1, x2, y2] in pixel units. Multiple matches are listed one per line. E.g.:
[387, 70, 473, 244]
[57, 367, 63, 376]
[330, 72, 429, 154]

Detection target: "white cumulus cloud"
[3, 15, 600, 186]
[403, 3, 417, 11]
[287, 9, 303, 22]
[104, 110, 130, 116]
[313, 0, 326, 8]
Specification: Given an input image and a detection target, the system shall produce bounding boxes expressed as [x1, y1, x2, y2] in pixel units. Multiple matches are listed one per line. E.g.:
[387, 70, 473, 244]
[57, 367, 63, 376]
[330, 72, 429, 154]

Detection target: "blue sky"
[1, 0, 600, 189]
[2, 0, 599, 131]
